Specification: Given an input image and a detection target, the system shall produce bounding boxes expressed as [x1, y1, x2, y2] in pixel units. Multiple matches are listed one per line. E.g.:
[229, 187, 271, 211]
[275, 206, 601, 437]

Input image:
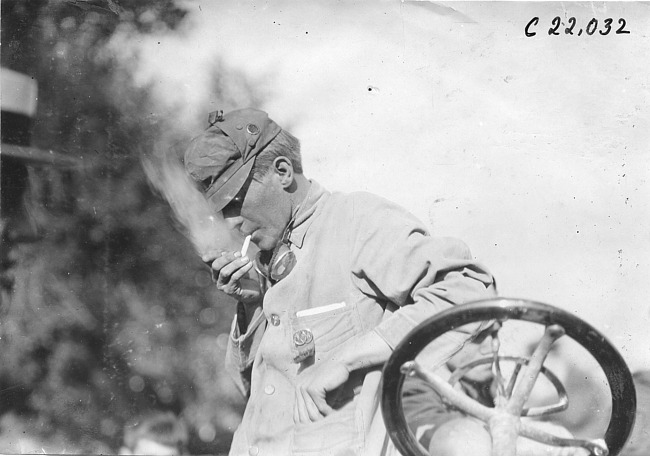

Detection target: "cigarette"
[240, 235, 251, 256]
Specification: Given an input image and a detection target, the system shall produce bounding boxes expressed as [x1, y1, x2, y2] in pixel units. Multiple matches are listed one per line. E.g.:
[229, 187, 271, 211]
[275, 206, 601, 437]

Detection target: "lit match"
[241, 235, 252, 257]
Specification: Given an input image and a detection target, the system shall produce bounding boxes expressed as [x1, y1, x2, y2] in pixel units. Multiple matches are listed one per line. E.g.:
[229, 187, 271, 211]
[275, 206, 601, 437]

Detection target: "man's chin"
[252, 235, 281, 252]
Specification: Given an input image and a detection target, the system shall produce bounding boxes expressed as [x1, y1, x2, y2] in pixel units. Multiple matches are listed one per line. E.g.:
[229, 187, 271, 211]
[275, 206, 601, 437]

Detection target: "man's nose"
[478, 338, 493, 355]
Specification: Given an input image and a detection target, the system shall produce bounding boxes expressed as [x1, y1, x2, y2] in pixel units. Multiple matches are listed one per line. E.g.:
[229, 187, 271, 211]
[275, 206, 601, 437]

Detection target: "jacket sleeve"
[349, 194, 497, 363]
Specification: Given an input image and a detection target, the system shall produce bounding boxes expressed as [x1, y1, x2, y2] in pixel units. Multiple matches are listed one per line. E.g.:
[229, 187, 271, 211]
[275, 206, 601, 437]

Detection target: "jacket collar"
[287, 179, 329, 249]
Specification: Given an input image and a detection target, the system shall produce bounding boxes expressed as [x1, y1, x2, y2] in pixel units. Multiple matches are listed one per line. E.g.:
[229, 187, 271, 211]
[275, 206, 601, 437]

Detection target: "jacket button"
[248, 445, 259, 456]
[264, 384, 275, 395]
[270, 314, 280, 326]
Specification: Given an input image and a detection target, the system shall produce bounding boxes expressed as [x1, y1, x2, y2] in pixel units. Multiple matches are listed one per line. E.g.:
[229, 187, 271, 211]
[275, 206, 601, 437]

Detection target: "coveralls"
[225, 181, 496, 456]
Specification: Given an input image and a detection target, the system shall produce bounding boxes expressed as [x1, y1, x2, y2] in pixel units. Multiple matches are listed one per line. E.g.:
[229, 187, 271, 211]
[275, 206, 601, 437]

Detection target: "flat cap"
[184, 108, 281, 211]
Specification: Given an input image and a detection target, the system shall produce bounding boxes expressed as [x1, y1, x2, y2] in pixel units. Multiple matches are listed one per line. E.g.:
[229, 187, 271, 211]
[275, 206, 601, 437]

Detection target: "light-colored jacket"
[225, 181, 496, 456]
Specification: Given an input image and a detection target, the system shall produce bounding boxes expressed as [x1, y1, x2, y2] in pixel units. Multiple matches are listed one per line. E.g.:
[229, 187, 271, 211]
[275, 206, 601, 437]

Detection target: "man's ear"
[272, 156, 295, 188]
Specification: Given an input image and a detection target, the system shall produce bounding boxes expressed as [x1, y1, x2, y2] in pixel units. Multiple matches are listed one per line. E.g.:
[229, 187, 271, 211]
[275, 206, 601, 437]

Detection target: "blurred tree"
[1, 1, 242, 453]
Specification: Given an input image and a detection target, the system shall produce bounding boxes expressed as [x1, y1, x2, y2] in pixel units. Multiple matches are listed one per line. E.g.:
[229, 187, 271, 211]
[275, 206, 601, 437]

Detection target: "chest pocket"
[290, 302, 359, 364]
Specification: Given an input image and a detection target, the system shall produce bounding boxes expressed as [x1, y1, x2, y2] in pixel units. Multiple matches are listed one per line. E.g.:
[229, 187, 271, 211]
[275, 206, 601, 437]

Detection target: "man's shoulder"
[329, 190, 408, 215]
[326, 190, 426, 232]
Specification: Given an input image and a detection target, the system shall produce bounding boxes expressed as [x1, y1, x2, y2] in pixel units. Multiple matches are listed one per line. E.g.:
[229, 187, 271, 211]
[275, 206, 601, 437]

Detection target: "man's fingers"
[207, 251, 238, 271]
[216, 256, 251, 286]
[201, 249, 225, 263]
[294, 390, 310, 423]
[311, 392, 334, 417]
[300, 387, 325, 422]
[228, 261, 253, 283]
[304, 384, 334, 417]
[217, 263, 254, 296]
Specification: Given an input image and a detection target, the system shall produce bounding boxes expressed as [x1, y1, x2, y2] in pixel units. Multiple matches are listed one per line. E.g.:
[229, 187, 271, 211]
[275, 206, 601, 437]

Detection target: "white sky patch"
[106, 1, 650, 371]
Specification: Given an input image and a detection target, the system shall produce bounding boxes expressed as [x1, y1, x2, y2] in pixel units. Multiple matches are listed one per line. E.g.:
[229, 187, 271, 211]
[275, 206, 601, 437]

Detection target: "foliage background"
[1, 1, 243, 453]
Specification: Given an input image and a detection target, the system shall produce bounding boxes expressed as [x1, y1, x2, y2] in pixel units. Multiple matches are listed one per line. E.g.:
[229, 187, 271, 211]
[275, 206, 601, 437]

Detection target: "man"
[184, 108, 496, 455]
[403, 326, 587, 456]
[403, 325, 497, 455]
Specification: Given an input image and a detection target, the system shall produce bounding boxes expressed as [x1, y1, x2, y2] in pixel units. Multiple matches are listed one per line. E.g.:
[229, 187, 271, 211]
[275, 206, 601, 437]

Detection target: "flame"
[141, 143, 241, 257]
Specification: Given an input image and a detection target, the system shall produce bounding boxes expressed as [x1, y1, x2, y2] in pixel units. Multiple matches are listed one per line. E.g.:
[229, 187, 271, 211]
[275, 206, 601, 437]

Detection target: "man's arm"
[294, 330, 392, 422]
[349, 195, 496, 365]
[294, 194, 496, 422]
[203, 249, 266, 396]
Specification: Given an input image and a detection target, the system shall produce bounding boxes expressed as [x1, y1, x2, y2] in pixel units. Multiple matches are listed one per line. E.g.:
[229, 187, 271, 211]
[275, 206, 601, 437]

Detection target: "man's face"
[447, 334, 494, 383]
[220, 170, 292, 251]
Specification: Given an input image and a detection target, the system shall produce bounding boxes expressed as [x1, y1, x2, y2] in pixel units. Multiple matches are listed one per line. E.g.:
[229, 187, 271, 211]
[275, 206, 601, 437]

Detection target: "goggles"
[253, 216, 298, 284]
[254, 242, 296, 284]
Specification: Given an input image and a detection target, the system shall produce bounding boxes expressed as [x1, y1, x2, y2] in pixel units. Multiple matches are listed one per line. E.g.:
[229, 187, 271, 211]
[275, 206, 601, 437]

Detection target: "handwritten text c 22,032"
[525, 17, 630, 37]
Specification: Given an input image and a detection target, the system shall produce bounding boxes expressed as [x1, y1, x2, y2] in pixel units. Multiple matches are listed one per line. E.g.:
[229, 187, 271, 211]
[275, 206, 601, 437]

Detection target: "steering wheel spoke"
[401, 360, 495, 422]
[518, 422, 609, 456]
[506, 324, 565, 415]
[448, 356, 570, 417]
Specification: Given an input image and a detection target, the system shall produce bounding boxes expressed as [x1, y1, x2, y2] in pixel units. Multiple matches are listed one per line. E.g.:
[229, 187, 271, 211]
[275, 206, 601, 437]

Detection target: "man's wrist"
[333, 332, 393, 373]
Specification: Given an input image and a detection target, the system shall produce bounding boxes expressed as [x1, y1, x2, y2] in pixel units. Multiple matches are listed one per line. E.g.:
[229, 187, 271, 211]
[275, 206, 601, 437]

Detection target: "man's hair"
[470, 322, 499, 345]
[123, 412, 189, 452]
[252, 129, 303, 178]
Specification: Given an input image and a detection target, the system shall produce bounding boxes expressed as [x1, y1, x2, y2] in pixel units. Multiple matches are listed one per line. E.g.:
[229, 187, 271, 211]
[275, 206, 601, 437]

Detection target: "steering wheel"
[381, 298, 636, 456]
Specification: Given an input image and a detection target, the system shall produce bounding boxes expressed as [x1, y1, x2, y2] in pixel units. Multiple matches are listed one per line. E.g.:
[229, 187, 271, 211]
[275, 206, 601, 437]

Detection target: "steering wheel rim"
[381, 298, 636, 456]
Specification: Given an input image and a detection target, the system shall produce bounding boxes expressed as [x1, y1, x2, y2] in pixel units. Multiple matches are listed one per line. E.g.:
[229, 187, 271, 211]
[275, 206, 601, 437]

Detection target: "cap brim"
[205, 158, 255, 212]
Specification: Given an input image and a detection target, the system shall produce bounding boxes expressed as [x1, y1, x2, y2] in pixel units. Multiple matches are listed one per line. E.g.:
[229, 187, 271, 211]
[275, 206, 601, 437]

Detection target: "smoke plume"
[141, 142, 241, 257]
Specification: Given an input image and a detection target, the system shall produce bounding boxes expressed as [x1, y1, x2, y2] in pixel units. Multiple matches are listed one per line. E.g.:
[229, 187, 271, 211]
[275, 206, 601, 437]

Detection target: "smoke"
[141, 142, 241, 257]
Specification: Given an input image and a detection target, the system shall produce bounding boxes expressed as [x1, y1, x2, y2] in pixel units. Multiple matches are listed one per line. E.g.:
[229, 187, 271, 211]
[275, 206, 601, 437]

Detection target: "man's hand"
[293, 359, 350, 423]
[292, 331, 392, 423]
[202, 250, 261, 304]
